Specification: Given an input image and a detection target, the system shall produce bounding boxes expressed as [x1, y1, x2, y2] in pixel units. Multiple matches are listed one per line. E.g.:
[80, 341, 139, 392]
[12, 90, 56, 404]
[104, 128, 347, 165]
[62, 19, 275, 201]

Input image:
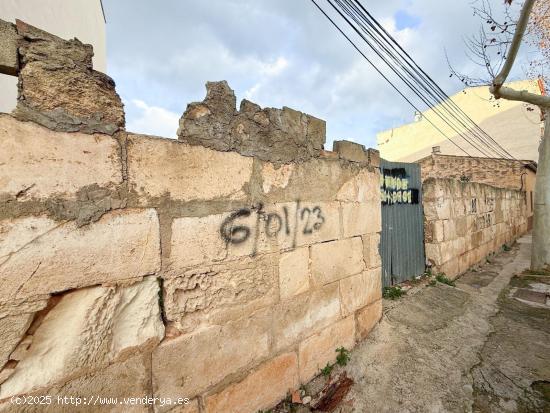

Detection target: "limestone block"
[0, 20, 18, 76]
[422, 180, 446, 201]
[261, 163, 295, 194]
[443, 219, 456, 241]
[279, 247, 310, 299]
[311, 238, 365, 285]
[362, 233, 381, 269]
[0, 114, 122, 200]
[336, 169, 380, 203]
[204, 352, 299, 413]
[272, 283, 341, 351]
[166, 400, 200, 413]
[342, 202, 381, 237]
[0, 354, 151, 413]
[298, 317, 355, 383]
[0, 216, 58, 265]
[455, 216, 468, 238]
[127, 134, 252, 203]
[163, 254, 278, 333]
[440, 257, 460, 279]
[295, 201, 340, 247]
[0, 299, 47, 370]
[0, 277, 164, 398]
[339, 269, 382, 316]
[169, 201, 339, 270]
[367, 148, 380, 168]
[439, 240, 455, 265]
[152, 308, 271, 401]
[425, 243, 442, 267]
[333, 140, 368, 163]
[0, 209, 161, 303]
[356, 299, 382, 340]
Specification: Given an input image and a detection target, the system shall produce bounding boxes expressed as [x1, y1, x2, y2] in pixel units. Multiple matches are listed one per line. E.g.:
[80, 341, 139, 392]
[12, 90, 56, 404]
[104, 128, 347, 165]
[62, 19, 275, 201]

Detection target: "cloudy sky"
[102, 0, 527, 149]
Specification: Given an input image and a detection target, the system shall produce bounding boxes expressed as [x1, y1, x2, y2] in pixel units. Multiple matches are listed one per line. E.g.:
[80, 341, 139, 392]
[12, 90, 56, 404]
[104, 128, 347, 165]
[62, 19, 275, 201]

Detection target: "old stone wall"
[418, 153, 534, 191]
[423, 178, 528, 279]
[0, 19, 383, 413]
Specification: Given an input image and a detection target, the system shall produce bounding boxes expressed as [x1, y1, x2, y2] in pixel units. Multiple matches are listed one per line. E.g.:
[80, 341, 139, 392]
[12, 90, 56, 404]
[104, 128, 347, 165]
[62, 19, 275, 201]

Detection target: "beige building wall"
[377, 80, 543, 162]
[0, 0, 106, 113]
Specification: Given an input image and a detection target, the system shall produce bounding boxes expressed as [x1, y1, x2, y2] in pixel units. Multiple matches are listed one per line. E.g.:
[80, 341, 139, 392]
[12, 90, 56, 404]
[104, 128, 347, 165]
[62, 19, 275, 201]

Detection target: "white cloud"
[126, 99, 180, 138]
[104, 0, 531, 148]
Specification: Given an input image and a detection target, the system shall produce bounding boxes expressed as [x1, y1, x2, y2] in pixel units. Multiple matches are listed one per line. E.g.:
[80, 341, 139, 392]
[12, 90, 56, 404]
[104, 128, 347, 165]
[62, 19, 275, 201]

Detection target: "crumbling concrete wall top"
[0, 18, 124, 135]
[178, 81, 326, 164]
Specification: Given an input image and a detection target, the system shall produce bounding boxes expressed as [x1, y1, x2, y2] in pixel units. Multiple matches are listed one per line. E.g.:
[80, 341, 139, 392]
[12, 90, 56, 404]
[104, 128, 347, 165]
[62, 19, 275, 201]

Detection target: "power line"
[339, 0, 514, 159]
[345, 0, 515, 159]
[312, 0, 516, 159]
[323, 0, 492, 157]
[309, 0, 472, 156]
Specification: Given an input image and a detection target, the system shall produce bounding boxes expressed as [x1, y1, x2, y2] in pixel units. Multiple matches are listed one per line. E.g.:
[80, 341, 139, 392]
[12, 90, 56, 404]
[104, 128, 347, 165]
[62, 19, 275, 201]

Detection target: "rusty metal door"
[379, 159, 425, 287]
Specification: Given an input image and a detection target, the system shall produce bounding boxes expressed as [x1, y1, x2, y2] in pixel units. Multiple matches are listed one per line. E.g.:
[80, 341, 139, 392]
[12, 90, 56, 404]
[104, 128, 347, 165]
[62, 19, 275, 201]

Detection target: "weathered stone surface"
[166, 400, 200, 413]
[298, 317, 355, 382]
[423, 179, 528, 278]
[152, 308, 271, 401]
[356, 299, 382, 340]
[279, 247, 310, 299]
[310, 238, 365, 286]
[362, 233, 381, 269]
[261, 163, 294, 194]
[126, 134, 252, 203]
[273, 283, 341, 351]
[0, 114, 122, 201]
[0, 209, 160, 303]
[0, 313, 34, 370]
[336, 169, 380, 203]
[342, 202, 381, 237]
[164, 254, 278, 333]
[0, 216, 57, 264]
[0, 354, 151, 412]
[339, 269, 382, 316]
[0, 20, 18, 76]
[204, 352, 299, 413]
[367, 148, 380, 168]
[0, 277, 164, 398]
[178, 81, 325, 164]
[333, 140, 368, 163]
[13, 20, 124, 135]
[169, 201, 339, 270]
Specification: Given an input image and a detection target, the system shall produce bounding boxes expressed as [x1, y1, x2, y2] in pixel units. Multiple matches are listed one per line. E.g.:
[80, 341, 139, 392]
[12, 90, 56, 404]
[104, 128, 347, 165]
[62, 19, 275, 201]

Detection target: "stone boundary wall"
[0, 19, 383, 413]
[418, 153, 531, 191]
[423, 178, 528, 279]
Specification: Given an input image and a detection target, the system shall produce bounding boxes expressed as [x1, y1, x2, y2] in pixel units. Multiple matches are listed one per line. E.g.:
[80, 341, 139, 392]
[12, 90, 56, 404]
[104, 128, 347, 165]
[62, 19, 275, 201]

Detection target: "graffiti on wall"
[220, 201, 325, 253]
[380, 168, 419, 205]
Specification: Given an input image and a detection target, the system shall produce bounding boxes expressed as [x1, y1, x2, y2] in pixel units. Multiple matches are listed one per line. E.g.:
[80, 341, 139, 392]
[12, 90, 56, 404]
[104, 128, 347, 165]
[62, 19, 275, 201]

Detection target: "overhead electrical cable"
[312, 0, 516, 159]
[339, 0, 515, 159]
[309, 0, 472, 156]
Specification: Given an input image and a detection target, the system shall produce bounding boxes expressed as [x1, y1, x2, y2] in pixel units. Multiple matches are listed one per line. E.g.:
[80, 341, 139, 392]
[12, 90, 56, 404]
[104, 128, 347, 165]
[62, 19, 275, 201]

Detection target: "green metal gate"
[380, 159, 425, 287]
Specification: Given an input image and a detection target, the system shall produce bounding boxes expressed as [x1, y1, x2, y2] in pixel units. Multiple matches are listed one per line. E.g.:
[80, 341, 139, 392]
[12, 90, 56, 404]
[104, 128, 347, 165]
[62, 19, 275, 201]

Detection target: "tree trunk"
[532, 111, 550, 270]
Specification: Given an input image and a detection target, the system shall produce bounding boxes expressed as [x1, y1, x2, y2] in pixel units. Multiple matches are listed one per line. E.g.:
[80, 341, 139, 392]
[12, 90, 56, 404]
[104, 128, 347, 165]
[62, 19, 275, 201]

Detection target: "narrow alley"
[344, 234, 550, 412]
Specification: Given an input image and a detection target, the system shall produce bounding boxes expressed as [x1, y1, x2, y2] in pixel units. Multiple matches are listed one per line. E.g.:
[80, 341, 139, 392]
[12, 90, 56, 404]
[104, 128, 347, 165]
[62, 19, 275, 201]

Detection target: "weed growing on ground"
[321, 362, 334, 377]
[435, 273, 455, 287]
[383, 285, 406, 300]
[336, 347, 351, 367]
[428, 279, 437, 286]
[502, 244, 512, 252]
[523, 267, 550, 276]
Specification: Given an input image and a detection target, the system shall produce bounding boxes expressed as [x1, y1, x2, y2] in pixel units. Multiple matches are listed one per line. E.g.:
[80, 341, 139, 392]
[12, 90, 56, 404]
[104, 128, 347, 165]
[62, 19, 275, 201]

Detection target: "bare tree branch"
[493, 0, 536, 87]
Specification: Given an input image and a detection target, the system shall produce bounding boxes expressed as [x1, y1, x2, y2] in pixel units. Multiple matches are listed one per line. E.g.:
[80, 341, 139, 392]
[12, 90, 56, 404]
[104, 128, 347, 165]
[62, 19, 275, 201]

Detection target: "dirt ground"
[276, 234, 550, 413]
